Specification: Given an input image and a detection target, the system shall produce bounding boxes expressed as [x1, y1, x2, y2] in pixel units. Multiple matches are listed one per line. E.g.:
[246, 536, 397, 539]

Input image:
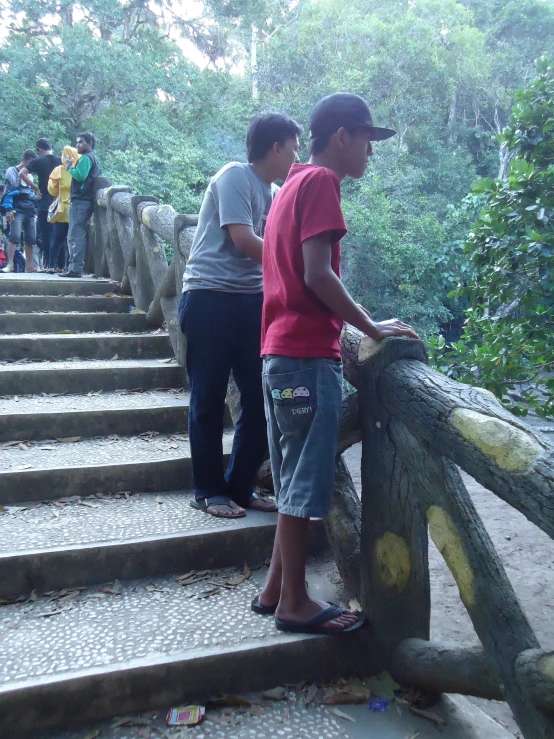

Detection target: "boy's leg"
[67, 201, 91, 275]
[226, 293, 271, 509]
[261, 356, 357, 629]
[24, 215, 38, 273]
[179, 290, 244, 516]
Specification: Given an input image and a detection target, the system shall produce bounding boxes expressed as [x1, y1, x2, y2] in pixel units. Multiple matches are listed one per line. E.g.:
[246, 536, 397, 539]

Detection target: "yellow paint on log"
[539, 654, 554, 681]
[358, 336, 383, 364]
[451, 408, 542, 472]
[374, 532, 411, 594]
[427, 506, 474, 608]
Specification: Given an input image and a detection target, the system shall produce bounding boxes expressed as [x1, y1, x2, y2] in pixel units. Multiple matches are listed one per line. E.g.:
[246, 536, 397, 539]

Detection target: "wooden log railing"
[90, 184, 554, 739]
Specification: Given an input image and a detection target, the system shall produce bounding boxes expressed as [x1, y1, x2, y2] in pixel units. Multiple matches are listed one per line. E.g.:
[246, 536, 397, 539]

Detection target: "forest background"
[1, 0, 553, 414]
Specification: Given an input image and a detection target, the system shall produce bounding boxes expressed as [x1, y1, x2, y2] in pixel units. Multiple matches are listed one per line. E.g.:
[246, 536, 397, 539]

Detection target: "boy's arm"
[302, 234, 419, 341]
[18, 168, 41, 196]
[66, 155, 92, 182]
[227, 224, 263, 263]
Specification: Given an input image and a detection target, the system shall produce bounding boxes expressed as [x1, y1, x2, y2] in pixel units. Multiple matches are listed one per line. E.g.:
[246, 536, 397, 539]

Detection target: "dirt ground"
[343, 414, 554, 738]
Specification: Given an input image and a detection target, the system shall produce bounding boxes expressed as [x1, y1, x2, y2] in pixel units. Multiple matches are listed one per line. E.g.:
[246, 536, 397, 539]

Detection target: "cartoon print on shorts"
[272, 386, 311, 406]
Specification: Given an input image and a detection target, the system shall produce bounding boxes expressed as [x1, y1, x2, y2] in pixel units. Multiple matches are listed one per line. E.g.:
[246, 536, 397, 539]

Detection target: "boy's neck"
[250, 160, 276, 185]
[309, 153, 346, 182]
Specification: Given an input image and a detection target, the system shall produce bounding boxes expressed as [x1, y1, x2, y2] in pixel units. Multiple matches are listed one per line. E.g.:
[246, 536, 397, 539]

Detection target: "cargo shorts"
[262, 355, 342, 519]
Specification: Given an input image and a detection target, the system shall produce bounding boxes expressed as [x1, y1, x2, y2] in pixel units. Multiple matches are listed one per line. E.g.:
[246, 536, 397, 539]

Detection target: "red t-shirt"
[261, 164, 347, 359]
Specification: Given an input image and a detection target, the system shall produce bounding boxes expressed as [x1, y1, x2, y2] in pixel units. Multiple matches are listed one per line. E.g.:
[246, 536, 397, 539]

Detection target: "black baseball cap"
[309, 93, 396, 142]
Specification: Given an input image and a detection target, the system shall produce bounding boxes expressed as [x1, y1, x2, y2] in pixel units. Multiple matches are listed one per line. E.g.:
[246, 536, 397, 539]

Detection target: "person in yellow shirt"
[46, 146, 78, 273]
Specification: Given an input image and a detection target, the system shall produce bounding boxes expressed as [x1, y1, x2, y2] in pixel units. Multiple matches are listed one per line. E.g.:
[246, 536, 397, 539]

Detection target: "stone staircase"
[0, 275, 364, 738]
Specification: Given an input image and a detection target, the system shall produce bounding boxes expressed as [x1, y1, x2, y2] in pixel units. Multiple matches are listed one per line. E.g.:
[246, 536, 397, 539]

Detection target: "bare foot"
[205, 500, 245, 518]
[276, 598, 358, 630]
[247, 496, 277, 512]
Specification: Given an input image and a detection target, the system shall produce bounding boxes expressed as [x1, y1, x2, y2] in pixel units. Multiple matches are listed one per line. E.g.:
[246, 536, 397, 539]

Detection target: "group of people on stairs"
[0, 133, 100, 277]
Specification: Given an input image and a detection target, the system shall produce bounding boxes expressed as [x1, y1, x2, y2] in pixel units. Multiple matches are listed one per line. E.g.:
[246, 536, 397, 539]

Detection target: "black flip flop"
[190, 495, 246, 518]
[275, 604, 366, 635]
[251, 595, 278, 615]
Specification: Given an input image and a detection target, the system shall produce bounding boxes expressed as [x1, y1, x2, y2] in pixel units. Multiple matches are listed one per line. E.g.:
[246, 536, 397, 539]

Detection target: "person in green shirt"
[60, 132, 101, 277]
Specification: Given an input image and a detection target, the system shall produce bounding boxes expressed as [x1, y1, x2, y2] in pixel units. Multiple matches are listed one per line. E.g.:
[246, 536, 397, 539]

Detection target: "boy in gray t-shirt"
[179, 113, 301, 519]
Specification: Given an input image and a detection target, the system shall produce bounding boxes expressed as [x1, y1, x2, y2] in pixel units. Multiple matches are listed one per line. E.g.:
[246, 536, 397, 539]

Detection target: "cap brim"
[369, 126, 396, 141]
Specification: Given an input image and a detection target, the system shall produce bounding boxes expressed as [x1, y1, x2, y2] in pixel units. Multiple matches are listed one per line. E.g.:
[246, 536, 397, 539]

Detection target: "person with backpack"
[61, 132, 101, 278]
[1, 150, 39, 273]
[19, 138, 62, 269]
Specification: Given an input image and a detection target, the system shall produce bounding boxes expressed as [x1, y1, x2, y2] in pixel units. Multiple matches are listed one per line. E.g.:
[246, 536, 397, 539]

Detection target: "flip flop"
[251, 595, 278, 615]
[190, 495, 246, 518]
[247, 491, 277, 512]
[275, 604, 367, 635]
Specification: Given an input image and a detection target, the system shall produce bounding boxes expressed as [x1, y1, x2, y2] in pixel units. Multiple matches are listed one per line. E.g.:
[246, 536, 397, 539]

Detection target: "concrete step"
[0, 358, 183, 395]
[0, 294, 134, 313]
[0, 430, 231, 504]
[0, 389, 191, 441]
[0, 332, 172, 361]
[0, 274, 119, 296]
[0, 490, 301, 598]
[0, 312, 149, 334]
[0, 560, 365, 738]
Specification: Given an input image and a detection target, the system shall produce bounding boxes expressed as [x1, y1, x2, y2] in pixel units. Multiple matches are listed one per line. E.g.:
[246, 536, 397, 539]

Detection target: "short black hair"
[309, 132, 334, 156]
[36, 138, 51, 151]
[77, 132, 96, 150]
[246, 113, 302, 163]
[22, 149, 37, 162]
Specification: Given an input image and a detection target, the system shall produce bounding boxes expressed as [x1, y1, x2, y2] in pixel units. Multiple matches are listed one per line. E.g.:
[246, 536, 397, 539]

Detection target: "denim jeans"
[262, 355, 343, 518]
[67, 200, 92, 274]
[178, 289, 268, 506]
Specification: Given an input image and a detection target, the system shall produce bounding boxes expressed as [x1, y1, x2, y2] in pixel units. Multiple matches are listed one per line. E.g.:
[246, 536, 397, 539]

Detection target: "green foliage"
[431, 58, 554, 417]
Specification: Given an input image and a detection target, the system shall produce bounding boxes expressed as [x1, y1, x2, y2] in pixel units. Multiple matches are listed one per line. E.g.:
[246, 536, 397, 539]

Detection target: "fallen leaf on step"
[157, 357, 174, 363]
[12, 464, 33, 470]
[37, 446, 56, 451]
[110, 353, 119, 360]
[408, 706, 446, 726]
[55, 436, 81, 443]
[243, 563, 251, 580]
[197, 586, 220, 599]
[304, 683, 319, 706]
[405, 732, 420, 739]
[262, 687, 288, 701]
[57, 330, 77, 334]
[83, 731, 101, 739]
[129, 308, 146, 314]
[103, 292, 117, 297]
[250, 705, 264, 716]
[155, 496, 164, 504]
[207, 694, 251, 708]
[323, 686, 371, 705]
[112, 716, 152, 727]
[1, 440, 23, 449]
[365, 671, 401, 700]
[101, 579, 122, 595]
[348, 598, 362, 612]
[327, 708, 356, 722]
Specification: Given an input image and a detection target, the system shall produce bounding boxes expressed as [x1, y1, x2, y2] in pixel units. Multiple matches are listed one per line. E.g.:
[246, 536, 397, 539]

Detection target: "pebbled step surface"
[0, 332, 172, 361]
[0, 274, 118, 296]
[0, 562, 340, 685]
[0, 489, 248, 554]
[0, 430, 213, 472]
[0, 295, 134, 313]
[0, 358, 183, 394]
[0, 388, 189, 415]
[0, 312, 149, 334]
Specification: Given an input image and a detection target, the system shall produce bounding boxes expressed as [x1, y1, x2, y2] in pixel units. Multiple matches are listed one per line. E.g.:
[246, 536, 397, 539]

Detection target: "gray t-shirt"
[182, 162, 277, 294]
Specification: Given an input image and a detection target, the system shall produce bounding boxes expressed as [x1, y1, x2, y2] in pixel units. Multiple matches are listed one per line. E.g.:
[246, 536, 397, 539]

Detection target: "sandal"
[247, 491, 277, 512]
[251, 595, 278, 615]
[275, 604, 367, 635]
[190, 495, 246, 518]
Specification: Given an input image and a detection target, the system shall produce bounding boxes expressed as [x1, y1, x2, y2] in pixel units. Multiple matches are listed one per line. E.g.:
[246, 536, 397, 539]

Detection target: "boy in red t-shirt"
[255, 93, 419, 635]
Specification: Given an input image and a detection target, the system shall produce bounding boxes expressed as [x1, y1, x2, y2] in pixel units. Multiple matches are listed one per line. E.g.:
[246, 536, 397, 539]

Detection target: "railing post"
[91, 177, 111, 278]
[342, 330, 432, 662]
